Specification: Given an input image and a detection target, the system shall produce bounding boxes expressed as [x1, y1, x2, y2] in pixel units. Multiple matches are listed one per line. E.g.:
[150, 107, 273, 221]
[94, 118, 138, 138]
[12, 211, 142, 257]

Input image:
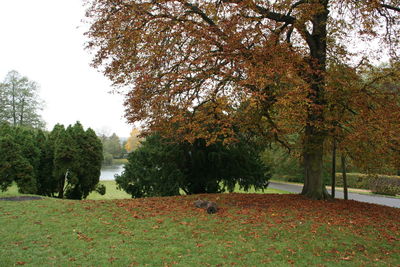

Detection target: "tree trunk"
[331, 140, 336, 198]
[11, 81, 17, 126]
[341, 154, 348, 200]
[301, 126, 330, 199]
[300, 0, 330, 200]
[19, 98, 25, 126]
[58, 177, 65, 199]
[58, 170, 68, 199]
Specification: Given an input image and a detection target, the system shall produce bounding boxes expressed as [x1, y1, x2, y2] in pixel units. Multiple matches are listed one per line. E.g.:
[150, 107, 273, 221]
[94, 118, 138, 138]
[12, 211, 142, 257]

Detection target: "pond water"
[100, 164, 124, 180]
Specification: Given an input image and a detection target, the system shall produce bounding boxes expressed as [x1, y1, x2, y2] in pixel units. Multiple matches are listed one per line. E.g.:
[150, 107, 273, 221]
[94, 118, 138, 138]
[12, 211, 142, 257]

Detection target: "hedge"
[368, 175, 400, 196]
[335, 173, 400, 196]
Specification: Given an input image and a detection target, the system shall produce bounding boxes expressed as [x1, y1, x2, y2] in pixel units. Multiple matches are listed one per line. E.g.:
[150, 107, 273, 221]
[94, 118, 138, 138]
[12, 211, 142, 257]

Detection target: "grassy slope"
[1, 184, 399, 266]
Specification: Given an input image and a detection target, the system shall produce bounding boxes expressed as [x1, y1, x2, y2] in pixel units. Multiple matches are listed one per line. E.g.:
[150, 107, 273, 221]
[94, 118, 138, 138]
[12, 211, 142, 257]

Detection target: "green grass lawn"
[112, 158, 129, 165]
[90, 181, 290, 200]
[0, 181, 289, 201]
[1, 183, 399, 266]
[87, 181, 131, 200]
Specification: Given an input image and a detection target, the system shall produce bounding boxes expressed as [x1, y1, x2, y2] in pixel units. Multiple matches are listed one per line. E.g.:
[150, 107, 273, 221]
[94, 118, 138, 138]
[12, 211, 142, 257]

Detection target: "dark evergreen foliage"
[36, 129, 56, 196]
[0, 133, 20, 191]
[116, 135, 184, 198]
[116, 134, 271, 198]
[0, 123, 37, 193]
[64, 124, 103, 199]
[0, 121, 103, 199]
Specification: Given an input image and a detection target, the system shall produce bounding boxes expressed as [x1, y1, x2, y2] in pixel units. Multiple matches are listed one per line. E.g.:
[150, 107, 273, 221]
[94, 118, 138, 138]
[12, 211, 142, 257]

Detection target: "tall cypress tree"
[75, 127, 103, 199]
[53, 125, 77, 198]
[0, 123, 37, 193]
[0, 126, 18, 191]
[0, 122, 103, 199]
[36, 129, 57, 196]
[13, 127, 39, 194]
[60, 122, 103, 200]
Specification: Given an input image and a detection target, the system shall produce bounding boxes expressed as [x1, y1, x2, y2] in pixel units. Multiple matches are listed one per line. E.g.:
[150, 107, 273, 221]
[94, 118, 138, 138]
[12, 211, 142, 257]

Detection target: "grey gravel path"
[269, 181, 400, 208]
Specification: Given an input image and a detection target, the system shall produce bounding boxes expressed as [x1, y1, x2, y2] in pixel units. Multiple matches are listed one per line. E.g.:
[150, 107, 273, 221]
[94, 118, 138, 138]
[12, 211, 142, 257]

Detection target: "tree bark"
[58, 170, 68, 199]
[331, 139, 336, 198]
[301, 126, 330, 199]
[341, 154, 348, 200]
[58, 177, 65, 199]
[300, 0, 330, 200]
[11, 80, 17, 126]
[19, 98, 25, 126]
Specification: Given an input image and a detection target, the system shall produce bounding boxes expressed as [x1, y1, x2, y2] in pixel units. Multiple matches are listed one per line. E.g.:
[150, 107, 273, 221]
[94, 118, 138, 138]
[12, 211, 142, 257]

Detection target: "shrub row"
[335, 173, 400, 196]
[368, 175, 400, 196]
[335, 173, 370, 189]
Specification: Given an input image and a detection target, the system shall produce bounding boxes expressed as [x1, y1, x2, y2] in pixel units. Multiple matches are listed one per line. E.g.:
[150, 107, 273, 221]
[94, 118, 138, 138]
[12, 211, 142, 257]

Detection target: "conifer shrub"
[116, 134, 271, 198]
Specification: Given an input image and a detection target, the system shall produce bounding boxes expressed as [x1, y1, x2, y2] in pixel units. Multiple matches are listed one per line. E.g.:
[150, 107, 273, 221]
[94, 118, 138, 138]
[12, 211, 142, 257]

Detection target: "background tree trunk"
[11, 81, 17, 126]
[341, 154, 348, 200]
[19, 98, 25, 126]
[331, 140, 337, 198]
[58, 179, 64, 199]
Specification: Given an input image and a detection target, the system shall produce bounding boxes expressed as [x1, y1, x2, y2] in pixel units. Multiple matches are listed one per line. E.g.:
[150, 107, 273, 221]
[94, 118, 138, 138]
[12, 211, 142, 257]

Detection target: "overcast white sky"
[0, 0, 132, 137]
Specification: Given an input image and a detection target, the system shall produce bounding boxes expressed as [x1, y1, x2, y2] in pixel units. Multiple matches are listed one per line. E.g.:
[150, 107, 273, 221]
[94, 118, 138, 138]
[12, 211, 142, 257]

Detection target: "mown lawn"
[0, 184, 399, 266]
[86, 181, 290, 200]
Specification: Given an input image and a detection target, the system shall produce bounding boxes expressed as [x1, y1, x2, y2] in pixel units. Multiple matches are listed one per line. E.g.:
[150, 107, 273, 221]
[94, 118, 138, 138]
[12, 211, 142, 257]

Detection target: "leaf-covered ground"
[0, 193, 399, 266]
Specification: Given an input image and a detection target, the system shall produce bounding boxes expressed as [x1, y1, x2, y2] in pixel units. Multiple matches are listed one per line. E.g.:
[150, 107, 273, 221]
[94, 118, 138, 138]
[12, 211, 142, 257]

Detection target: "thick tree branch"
[287, 0, 309, 16]
[253, 5, 296, 23]
[222, 0, 296, 24]
[182, 2, 217, 26]
[296, 25, 315, 52]
[381, 3, 400, 13]
[180, 1, 228, 42]
[286, 25, 294, 43]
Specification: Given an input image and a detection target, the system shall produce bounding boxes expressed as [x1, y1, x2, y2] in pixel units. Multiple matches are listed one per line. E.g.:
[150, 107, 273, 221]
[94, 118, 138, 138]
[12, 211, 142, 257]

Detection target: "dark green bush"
[0, 122, 103, 199]
[116, 134, 271, 198]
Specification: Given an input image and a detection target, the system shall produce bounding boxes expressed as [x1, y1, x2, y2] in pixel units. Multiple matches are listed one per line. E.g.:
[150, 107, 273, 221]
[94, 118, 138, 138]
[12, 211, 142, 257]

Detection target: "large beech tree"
[85, 0, 400, 199]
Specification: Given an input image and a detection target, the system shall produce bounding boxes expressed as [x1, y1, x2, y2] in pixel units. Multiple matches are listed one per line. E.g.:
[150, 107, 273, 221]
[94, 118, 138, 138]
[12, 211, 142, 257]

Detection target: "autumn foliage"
[85, 0, 400, 199]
